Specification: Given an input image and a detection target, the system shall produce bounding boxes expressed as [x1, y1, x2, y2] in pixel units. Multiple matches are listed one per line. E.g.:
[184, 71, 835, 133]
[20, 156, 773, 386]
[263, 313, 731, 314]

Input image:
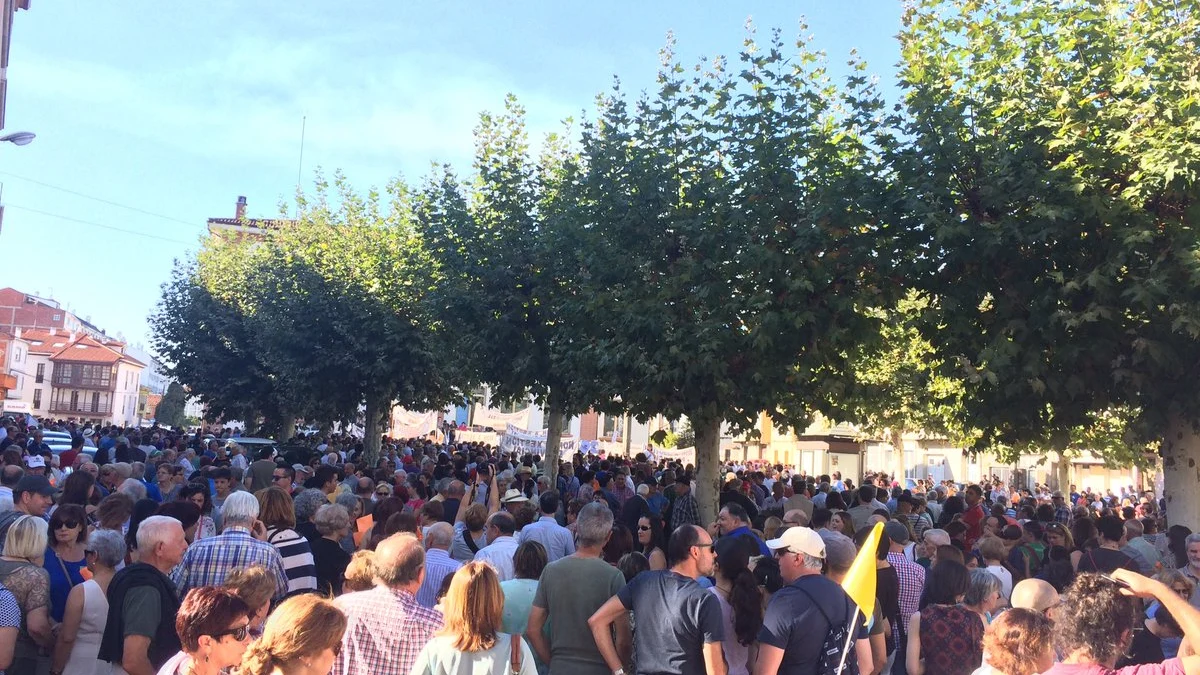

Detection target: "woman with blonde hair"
[224, 565, 277, 637]
[0, 515, 54, 673]
[240, 594, 346, 675]
[409, 561, 537, 675]
[343, 550, 376, 593]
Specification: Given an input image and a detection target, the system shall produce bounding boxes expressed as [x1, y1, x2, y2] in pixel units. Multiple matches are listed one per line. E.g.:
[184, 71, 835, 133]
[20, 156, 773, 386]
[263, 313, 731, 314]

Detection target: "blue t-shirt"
[759, 574, 868, 675]
[616, 570, 724, 675]
[42, 547, 86, 622]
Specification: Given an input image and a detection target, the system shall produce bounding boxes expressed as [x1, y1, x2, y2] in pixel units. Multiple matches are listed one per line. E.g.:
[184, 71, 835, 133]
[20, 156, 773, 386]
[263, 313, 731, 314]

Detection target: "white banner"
[651, 446, 696, 465]
[389, 408, 439, 439]
[499, 424, 577, 456]
[473, 406, 533, 431]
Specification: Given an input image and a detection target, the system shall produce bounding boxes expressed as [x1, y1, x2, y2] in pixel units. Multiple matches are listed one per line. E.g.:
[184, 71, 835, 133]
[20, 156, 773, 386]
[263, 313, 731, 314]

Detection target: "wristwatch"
[613, 669, 625, 675]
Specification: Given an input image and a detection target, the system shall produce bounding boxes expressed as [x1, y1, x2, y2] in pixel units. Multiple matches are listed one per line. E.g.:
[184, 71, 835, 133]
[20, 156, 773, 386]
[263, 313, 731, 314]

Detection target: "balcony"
[48, 401, 112, 415]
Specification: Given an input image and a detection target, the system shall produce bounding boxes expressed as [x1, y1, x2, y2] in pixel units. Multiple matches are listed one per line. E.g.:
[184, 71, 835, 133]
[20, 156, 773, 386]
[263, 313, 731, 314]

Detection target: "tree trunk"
[1162, 411, 1200, 529]
[1053, 452, 1071, 493]
[279, 417, 296, 444]
[890, 428, 906, 484]
[544, 401, 565, 488]
[362, 394, 388, 467]
[693, 416, 723, 527]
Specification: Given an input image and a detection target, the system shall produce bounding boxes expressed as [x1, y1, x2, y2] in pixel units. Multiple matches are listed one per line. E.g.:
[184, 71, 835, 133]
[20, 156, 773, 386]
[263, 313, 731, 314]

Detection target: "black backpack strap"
[464, 530, 481, 554]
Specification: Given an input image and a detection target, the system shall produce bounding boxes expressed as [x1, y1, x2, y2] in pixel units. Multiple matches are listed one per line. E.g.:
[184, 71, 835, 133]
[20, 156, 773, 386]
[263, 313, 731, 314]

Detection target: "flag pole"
[835, 606, 859, 674]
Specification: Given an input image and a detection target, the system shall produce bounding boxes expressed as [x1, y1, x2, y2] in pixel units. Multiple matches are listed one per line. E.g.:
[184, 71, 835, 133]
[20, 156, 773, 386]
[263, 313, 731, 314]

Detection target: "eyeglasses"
[637, 525, 651, 532]
[212, 623, 251, 642]
[693, 542, 713, 549]
[272, 474, 289, 481]
[773, 548, 795, 558]
[376, 490, 390, 496]
[54, 520, 80, 529]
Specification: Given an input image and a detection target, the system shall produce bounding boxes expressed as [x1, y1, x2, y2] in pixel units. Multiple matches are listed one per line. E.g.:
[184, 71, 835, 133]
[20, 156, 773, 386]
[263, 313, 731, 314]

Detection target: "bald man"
[1011, 578, 1059, 621]
[334, 533, 442, 675]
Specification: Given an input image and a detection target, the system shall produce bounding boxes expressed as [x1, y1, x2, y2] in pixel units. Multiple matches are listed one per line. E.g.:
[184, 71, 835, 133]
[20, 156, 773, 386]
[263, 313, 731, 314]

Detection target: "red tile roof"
[21, 329, 74, 355]
[50, 335, 123, 363]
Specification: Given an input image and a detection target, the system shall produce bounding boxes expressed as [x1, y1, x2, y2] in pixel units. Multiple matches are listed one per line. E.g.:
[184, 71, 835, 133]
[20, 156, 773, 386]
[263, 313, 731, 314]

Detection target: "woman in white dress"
[51, 529, 125, 675]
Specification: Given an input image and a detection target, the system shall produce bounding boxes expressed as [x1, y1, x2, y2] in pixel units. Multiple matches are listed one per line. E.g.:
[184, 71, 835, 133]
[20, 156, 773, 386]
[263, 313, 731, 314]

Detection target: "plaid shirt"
[333, 587, 443, 675]
[1054, 505, 1072, 524]
[886, 551, 926, 621]
[171, 527, 288, 600]
[670, 492, 700, 532]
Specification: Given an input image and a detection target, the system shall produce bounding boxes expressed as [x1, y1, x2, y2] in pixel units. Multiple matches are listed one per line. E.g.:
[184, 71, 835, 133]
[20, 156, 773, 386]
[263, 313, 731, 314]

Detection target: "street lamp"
[0, 131, 35, 146]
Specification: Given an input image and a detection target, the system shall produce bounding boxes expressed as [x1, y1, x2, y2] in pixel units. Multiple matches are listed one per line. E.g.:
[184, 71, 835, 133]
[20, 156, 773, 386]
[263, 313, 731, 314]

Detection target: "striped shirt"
[415, 549, 461, 608]
[266, 527, 319, 593]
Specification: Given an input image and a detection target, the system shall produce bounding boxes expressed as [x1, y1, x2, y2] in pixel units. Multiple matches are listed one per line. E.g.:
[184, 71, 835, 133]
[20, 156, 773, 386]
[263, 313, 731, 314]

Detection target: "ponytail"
[730, 567, 764, 645]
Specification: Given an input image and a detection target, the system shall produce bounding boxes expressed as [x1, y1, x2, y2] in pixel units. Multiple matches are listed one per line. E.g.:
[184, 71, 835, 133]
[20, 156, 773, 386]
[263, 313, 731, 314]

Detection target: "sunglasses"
[212, 624, 251, 641]
[773, 548, 794, 558]
[637, 525, 651, 532]
[54, 520, 80, 529]
[376, 491, 390, 496]
[272, 474, 289, 481]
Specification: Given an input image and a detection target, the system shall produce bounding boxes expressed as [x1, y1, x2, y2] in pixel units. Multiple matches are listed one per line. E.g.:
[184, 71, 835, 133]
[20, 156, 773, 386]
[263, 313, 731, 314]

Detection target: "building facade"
[0, 287, 105, 339]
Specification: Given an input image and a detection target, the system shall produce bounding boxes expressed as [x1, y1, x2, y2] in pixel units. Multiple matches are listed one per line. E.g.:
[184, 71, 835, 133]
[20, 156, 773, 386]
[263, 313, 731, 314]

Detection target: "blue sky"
[0, 2, 902, 349]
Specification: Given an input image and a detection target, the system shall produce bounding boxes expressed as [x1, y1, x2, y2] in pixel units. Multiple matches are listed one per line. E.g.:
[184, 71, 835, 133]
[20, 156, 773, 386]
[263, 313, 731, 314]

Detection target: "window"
[52, 314, 61, 321]
[35, 363, 44, 383]
[92, 392, 100, 412]
[32, 389, 41, 409]
[496, 397, 527, 415]
[69, 391, 79, 410]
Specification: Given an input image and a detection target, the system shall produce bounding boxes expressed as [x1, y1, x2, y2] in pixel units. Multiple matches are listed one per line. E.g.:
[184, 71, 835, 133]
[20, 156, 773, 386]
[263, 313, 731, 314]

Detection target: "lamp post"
[0, 131, 34, 145]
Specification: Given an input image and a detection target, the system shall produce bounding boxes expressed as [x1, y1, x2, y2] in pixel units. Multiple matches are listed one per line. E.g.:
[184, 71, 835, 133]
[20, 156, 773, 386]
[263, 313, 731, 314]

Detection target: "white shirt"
[474, 535, 519, 581]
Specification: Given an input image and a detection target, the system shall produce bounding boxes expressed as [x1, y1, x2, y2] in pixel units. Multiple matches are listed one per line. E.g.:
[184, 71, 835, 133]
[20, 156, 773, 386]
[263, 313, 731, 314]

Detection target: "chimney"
[235, 196, 248, 220]
[13, 327, 19, 339]
[49, 327, 56, 336]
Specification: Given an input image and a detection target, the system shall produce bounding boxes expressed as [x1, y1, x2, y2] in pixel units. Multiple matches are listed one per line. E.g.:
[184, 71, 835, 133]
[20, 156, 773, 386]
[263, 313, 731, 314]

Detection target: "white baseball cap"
[26, 455, 45, 468]
[765, 526, 826, 558]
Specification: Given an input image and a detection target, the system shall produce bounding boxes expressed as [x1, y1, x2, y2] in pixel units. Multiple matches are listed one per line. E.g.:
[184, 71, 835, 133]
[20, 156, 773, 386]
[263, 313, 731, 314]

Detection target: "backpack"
[795, 585, 860, 675]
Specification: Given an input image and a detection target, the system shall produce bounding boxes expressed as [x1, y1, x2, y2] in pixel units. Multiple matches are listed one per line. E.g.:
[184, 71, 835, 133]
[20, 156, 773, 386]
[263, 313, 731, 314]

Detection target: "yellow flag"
[841, 521, 882, 626]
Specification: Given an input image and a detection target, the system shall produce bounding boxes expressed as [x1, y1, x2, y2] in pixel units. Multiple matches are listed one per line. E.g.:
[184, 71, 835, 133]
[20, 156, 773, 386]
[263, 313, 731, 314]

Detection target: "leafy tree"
[556, 30, 892, 522]
[201, 174, 463, 465]
[416, 98, 601, 483]
[836, 292, 972, 480]
[890, 0, 1199, 521]
[151, 262, 298, 435]
[154, 381, 187, 428]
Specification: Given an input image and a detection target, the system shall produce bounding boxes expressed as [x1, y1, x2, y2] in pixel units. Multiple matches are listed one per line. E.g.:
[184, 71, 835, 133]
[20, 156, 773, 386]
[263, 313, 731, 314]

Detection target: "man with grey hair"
[170, 490, 287, 600]
[1121, 517, 1160, 575]
[118, 477, 148, 502]
[99, 516, 188, 675]
[527, 502, 629, 675]
[415, 522, 461, 608]
[920, 528, 951, 567]
[1180, 532, 1200, 608]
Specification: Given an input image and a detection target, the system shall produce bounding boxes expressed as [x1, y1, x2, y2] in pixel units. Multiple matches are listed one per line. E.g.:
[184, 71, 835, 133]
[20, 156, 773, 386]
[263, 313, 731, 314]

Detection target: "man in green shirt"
[527, 502, 630, 675]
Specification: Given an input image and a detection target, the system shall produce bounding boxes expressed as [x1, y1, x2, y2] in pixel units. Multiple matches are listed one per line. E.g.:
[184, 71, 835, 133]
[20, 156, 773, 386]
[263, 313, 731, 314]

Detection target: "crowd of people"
[0, 413, 1197, 675]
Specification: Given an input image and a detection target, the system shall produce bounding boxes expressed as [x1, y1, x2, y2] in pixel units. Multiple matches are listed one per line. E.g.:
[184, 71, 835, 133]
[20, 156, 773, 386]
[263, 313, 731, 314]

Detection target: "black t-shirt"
[758, 574, 868, 675]
[1076, 547, 1138, 574]
[616, 570, 724, 675]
